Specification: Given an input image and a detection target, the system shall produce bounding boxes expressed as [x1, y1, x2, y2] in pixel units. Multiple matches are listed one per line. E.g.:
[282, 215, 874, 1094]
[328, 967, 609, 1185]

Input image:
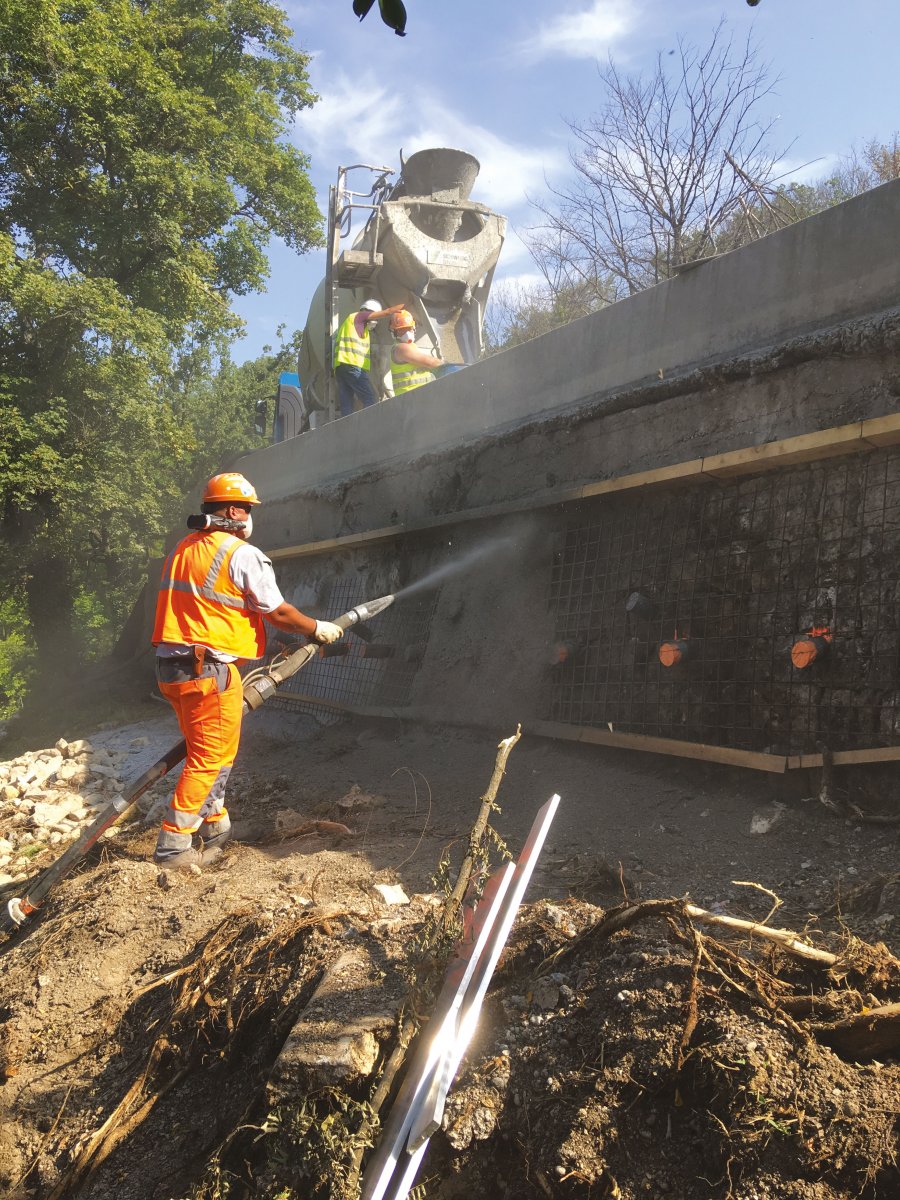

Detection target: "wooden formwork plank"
[274, 693, 900, 773]
[579, 459, 707, 499]
[268, 487, 584, 562]
[700, 422, 865, 479]
[269, 525, 405, 561]
[790, 746, 900, 769]
[267, 410, 900, 562]
[861, 412, 900, 447]
[523, 721, 789, 772]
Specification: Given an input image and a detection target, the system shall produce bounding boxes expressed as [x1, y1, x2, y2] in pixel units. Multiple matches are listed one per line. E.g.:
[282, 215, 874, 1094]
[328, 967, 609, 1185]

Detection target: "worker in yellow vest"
[152, 472, 344, 869]
[333, 298, 405, 416]
[389, 309, 444, 395]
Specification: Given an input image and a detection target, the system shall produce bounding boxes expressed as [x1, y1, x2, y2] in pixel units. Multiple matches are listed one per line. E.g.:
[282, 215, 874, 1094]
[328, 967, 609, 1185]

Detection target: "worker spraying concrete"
[4, 509, 523, 934]
[150, 471, 349, 870]
[4, 471, 395, 933]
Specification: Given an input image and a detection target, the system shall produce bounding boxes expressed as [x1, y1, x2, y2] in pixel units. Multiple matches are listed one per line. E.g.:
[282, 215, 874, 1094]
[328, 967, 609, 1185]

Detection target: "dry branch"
[683, 904, 839, 966]
[676, 924, 702, 1071]
[445, 725, 521, 928]
[346, 726, 522, 1189]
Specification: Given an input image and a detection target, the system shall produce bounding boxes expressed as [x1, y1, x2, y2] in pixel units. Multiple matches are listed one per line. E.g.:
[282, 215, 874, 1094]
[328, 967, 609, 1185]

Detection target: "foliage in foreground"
[0, 0, 322, 701]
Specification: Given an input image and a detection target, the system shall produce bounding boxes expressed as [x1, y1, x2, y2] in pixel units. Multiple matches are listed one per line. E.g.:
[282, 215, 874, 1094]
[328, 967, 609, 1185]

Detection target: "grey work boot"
[199, 813, 232, 854]
[154, 844, 224, 872]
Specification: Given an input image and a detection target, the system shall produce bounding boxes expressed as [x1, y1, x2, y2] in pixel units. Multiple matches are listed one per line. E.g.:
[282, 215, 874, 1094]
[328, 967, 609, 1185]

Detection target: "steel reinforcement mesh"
[547, 447, 900, 755]
[270, 578, 438, 717]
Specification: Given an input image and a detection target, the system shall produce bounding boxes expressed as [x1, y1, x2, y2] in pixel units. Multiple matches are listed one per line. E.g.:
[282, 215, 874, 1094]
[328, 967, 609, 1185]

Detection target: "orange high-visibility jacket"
[153, 531, 267, 659]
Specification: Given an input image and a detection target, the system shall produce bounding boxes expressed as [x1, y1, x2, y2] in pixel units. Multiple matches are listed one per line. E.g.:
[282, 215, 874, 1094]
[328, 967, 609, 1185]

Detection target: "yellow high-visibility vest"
[334, 313, 371, 371]
[391, 357, 436, 395]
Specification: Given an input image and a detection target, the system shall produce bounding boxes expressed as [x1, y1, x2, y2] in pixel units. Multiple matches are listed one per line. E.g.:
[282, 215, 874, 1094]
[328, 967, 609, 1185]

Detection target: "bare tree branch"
[525, 21, 787, 300]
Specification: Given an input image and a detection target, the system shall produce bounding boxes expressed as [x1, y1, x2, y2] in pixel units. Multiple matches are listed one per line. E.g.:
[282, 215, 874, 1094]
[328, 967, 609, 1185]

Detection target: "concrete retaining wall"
[245, 183, 900, 760]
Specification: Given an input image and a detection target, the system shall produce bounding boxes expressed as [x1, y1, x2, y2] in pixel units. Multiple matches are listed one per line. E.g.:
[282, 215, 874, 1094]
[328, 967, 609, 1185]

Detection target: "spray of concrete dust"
[393, 533, 520, 600]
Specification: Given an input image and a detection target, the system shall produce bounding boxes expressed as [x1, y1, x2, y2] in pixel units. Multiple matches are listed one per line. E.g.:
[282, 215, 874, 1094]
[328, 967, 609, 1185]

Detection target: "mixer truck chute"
[272, 148, 506, 439]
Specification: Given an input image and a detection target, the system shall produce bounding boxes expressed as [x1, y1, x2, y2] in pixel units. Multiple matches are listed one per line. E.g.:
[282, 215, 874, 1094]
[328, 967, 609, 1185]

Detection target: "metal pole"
[324, 174, 343, 424]
[360, 864, 516, 1200]
[361, 794, 561, 1200]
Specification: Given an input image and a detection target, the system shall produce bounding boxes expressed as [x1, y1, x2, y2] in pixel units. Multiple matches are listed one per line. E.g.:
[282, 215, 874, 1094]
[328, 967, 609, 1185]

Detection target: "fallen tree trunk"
[813, 1002, 900, 1061]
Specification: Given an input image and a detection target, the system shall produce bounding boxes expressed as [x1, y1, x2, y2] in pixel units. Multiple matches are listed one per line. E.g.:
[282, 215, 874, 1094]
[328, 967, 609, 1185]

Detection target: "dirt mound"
[432, 899, 899, 1200]
[0, 774, 440, 1199]
[3, 853, 897, 1200]
[1, 721, 898, 1200]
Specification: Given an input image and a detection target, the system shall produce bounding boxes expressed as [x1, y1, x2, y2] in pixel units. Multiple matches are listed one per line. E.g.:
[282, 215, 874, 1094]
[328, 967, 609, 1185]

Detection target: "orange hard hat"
[390, 308, 416, 333]
[202, 472, 261, 506]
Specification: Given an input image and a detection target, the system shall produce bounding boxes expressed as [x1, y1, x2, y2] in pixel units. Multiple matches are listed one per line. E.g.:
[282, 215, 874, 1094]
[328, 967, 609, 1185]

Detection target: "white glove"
[314, 619, 343, 645]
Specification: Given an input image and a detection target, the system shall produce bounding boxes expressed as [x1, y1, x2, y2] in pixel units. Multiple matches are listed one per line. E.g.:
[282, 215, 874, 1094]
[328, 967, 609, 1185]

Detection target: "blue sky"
[231, 0, 899, 361]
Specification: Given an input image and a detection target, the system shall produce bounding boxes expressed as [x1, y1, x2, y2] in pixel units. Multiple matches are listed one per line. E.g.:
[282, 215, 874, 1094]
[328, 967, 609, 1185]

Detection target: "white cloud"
[492, 267, 547, 293]
[408, 107, 564, 216]
[292, 69, 406, 166]
[770, 153, 838, 186]
[516, 0, 637, 63]
[490, 228, 535, 273]
[291, 73, 564, 219]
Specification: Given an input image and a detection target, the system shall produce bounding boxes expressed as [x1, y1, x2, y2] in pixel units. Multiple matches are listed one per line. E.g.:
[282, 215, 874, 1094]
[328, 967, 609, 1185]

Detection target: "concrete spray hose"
[3, 594, 395, 934]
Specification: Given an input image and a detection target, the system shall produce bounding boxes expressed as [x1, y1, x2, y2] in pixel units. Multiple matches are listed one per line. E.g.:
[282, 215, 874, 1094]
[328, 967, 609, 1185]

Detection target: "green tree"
[0, 331, 300, 709]
[701, 133, 900, 253]
[99, 331, 302, 662]
[0, 0, 322, 673]
[0, 595, 35, 718]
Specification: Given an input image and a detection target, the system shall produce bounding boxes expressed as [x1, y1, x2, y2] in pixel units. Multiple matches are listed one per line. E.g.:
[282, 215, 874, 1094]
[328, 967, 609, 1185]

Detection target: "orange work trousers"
[157, 663, 243, 845]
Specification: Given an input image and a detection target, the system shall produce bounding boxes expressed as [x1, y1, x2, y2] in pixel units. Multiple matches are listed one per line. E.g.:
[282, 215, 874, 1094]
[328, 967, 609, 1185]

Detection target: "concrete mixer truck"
[265, 147, 507, 439]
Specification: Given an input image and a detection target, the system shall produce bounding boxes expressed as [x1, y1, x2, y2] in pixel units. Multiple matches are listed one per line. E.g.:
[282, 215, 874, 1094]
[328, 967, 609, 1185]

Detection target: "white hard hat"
[360, 299, 381, 312]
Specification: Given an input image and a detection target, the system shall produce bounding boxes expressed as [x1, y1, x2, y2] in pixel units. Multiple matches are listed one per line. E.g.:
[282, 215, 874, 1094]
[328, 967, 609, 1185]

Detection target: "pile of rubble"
[0, 737, 150, 886]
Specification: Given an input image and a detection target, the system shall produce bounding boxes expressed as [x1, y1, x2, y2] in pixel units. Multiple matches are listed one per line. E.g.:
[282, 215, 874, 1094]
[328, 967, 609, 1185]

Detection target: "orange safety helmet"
[390, 308, 416, 333]
[202, 472, 261, 506]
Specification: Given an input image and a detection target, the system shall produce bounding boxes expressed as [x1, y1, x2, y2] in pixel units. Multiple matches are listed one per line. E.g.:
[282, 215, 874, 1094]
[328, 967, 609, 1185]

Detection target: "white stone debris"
[0, 741, 138, 878]
[373, 882, 410, 906]
[749, 802, 786, 835]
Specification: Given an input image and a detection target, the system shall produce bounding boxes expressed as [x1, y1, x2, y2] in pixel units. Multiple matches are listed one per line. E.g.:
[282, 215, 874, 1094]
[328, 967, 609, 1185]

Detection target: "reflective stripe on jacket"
[334, 312, 371, 371]
[152, 531, 267, 659]
[390, 357, 436, 395]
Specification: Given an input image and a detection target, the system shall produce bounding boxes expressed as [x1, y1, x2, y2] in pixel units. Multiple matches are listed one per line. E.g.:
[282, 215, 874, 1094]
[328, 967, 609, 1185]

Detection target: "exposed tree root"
[44, 908, 339, 1199]
[534, 892, 900, 1068]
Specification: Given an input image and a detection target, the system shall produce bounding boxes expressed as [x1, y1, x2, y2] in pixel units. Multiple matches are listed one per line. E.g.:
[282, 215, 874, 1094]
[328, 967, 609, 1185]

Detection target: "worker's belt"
[156, 651, 230, 690]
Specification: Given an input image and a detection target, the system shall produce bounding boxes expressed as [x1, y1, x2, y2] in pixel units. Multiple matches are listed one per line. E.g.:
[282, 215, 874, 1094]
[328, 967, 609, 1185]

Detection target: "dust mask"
[240, 513, 253, 539]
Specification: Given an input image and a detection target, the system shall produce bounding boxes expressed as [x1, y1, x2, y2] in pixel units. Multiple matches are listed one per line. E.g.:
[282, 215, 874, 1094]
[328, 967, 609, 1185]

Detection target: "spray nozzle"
[344, 594, 396, 625]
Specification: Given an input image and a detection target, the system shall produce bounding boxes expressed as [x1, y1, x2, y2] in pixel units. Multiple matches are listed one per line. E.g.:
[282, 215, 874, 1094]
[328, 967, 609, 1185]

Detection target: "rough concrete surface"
[268, 946, 393, 1093]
